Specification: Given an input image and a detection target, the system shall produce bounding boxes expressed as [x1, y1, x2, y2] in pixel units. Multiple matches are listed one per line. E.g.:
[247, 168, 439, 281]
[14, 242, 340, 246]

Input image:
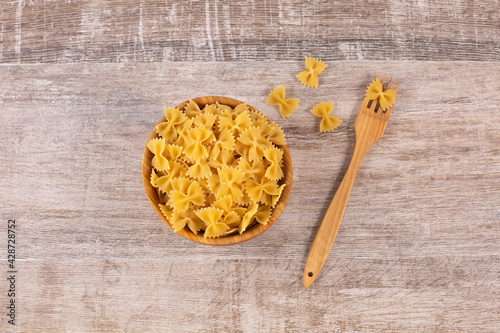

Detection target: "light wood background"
[0, 1, 499, 332]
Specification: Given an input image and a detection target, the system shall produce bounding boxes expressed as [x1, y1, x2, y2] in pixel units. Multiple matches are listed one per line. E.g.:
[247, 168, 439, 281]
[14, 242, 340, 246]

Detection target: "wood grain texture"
[0, 0, 498, 63]
[0, 61, 499, 332]
[141, 96, 293, 246]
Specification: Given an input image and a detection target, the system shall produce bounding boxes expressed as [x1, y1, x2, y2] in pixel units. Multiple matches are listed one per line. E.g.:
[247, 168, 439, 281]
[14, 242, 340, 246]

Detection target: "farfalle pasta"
[148, 100, 287, 238]
[296, 56, 327, 89]
[365, 78, 397, 111]
[310, 102, 342, 132]
[265, 85, 300, 119]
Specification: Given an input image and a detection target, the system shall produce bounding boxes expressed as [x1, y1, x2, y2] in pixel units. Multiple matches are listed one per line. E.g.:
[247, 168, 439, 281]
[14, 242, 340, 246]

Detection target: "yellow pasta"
[239, 203, 259, 234]
[169, 180, 205, 212]
[147, 138, 170, 171]
[365, 78, 397, 111]
[159, 204, 173, 224]
[193, 113, 218, 129]
[171, 210, 205, 234]
[207, 148, 234, 169]
[212, 195, 233, 214]
[310, 102, 342, 132]
[174, 118, 194, 148]
[162, 144, 183, 161]
[263, 147, 284, 181]
[184, 100, 203, 118]
[186, 159, 211, 179]
[151, 161, 186, 194]
[245, 176, 280, 204]
[156, 107, 187, 142]
[232, 102, 249, 115]
[210, 128, 235, 160]
[265, 125, 286, 146]
[265, 85, 300, 119]
[238, 158, 265, 181]
[254, 204, 272, 225]
[183, 127, 214, 160]
[216, 166, 245, 200]
[149, 101, 287, 238]
[237, 127, 272, 161]
[219, 111, 252, 136]
[196, 207, 227, 238]
[271, 184, 286, 208]
[296, 56, 327, 89]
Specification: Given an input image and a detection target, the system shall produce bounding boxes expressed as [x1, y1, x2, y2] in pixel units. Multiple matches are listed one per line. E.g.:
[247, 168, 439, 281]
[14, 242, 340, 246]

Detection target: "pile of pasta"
[147, 100, 287, 238]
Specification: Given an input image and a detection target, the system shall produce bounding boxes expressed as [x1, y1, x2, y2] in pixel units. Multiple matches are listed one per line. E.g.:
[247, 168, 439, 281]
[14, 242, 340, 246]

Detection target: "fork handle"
[303, 137, 371, 287]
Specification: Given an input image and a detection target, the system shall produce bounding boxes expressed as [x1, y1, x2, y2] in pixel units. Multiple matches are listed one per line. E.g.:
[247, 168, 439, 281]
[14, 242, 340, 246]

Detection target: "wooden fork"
[303, 74, 399, 287]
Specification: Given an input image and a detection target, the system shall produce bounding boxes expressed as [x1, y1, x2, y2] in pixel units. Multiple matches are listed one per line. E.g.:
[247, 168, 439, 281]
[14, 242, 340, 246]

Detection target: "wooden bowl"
[142, 96, 293, 245]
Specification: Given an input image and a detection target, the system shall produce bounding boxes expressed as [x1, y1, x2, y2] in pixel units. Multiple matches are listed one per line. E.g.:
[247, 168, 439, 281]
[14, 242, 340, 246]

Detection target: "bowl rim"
[141, 96, 293, 245]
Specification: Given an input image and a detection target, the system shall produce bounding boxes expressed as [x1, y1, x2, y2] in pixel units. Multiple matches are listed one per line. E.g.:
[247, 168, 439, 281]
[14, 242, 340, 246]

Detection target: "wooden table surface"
[1, 1, 499, 332]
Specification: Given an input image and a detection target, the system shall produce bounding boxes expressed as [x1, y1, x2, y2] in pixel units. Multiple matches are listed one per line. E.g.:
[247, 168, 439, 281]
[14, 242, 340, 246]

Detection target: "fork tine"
[386, 77, 392, 89]
[394, 80, 399, 92]
[380, 74, 387, 86]
[375, 72, 380, 81]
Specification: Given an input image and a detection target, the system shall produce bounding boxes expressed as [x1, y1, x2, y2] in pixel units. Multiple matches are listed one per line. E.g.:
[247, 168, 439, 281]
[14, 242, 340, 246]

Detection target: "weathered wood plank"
[0, 0, 498, 63]
[0, 61, 498, 331]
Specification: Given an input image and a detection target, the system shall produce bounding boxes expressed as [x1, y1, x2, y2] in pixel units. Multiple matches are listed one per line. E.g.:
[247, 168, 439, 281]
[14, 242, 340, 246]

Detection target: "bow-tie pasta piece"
[263, 147, 284, 181]
[237, 127, 273, 161]
[186, 159, 212, 179]
[215, 102, 232, 115]
[204, 103, 223, 117]
[238, 158, 265, 181]
[271, 184, 286, 208]
[245, 176, 280, 204]
[169, 180, 205, 212]
[252, 119, 274, 136]
[183, 127, 215, 160]
[222, 212, 241, 229]
[365, 78, 397, 111]
[212, 195, 233, 214]
[195, 207, 227, 238]
[207, 173, 221, 196]
[219, 111, 252, 137]
[239, 203, 259, 234]
[156, 107, 188, 142]
[147, 138, 170, 171]
[310, 102, 342, 132]
[265, 125, 286, 146]
[210, 128, 235, 161]
[150, 161, 187, 194]
[162, 144, 183, 161]
[175, 118, 194, 148]
[266, 85, 300, 119]
[254, 204, 272, 225]
[296, 56, 327, 89]
[207, 148, 234, 169]
[217, 166, 245, 201]
[184, 100, 203, 118]
[159, 204, 173, 225]
[232, 103, 249, 116]
[234, 188, 253, 206]
[150, 101, 288, 238]
[171, 210, 206, 234]
[193, 113, 218, 129]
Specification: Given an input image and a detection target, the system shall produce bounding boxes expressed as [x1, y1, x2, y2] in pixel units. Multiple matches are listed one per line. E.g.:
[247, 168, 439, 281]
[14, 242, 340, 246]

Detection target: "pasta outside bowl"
[142, 96, 293, 245]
